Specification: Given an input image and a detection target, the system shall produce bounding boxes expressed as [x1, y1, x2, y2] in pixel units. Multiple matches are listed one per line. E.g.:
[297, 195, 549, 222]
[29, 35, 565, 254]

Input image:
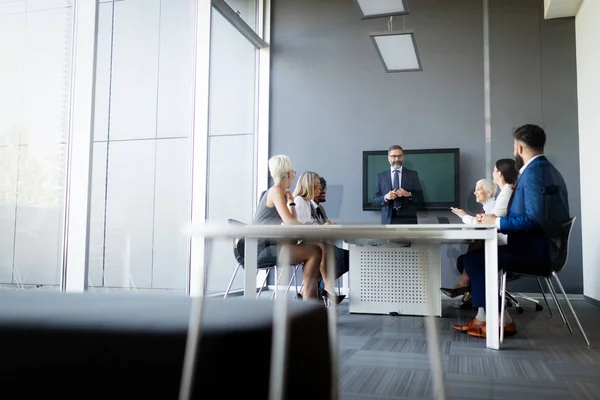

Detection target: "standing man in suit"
[373, 145, 424, 224]
[453, 124, 570, 338]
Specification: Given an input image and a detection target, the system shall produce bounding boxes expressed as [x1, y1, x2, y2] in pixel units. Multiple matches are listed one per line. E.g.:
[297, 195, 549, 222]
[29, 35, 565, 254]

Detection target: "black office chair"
[499, 217, 590, 347]
[223, 219, 301, 299]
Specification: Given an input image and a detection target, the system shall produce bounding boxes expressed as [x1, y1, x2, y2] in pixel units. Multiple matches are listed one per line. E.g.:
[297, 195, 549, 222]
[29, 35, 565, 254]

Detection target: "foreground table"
[0, 291, 331, 399]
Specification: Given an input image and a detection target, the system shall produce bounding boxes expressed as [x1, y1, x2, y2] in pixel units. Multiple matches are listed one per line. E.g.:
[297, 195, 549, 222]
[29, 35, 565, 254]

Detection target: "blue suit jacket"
[500, 156, 570, 263]
[373, 168, 424, 224]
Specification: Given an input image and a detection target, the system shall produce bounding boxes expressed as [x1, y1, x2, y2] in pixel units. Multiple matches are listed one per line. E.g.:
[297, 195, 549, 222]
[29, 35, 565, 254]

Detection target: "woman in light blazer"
[441, 159, 519, 305]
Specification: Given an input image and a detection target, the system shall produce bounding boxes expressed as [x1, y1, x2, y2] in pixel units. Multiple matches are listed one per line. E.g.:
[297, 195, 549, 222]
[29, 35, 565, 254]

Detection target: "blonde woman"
[252, 155, 322, 300]
[292, 171, 345, 303]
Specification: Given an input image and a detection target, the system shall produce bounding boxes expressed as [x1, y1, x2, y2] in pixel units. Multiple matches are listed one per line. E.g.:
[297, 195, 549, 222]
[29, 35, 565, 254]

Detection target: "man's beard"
[392, 162, 402, 169]
[514, 154, 524, 171]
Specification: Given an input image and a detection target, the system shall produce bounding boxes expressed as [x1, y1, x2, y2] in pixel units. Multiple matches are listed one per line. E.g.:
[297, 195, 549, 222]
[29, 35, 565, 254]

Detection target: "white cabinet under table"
[348, 242, 442, 317]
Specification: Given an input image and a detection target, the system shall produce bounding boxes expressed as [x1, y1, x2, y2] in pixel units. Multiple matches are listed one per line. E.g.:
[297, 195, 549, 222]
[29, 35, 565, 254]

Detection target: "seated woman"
[442, 160, 518, 306]
[252, 155, 322, 300]
[292, 171, 345, 303]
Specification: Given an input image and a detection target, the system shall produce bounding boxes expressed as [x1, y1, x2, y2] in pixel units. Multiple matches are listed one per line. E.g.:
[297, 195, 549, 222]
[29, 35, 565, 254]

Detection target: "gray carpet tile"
[444, 374, 572, 400]
[344, 350, 449, 370]
[341, 366, 433, 398]
[566, 381, 600, 400]
[335, 298, 600, 399]
[446, 355, 558, 380]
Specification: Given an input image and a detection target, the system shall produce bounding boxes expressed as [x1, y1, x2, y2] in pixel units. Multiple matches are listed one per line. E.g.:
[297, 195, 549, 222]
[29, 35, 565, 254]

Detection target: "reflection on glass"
[88, 0, 194, 293]
[0, 4, 73, 289]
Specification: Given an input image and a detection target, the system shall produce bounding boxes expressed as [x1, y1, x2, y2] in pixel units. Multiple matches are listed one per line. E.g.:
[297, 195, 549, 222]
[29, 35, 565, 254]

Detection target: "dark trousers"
[318, 247, 349, 291]
[390, 209, 418, 225]
[462, 245, 550, 310]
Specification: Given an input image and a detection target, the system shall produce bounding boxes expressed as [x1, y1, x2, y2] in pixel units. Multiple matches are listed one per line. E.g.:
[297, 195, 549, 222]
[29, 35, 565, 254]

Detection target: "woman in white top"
[292, 171, 322, 225]
[450, 179, 497, 225]
[442, 159, 519, 302]
[292, 172, 344, 303]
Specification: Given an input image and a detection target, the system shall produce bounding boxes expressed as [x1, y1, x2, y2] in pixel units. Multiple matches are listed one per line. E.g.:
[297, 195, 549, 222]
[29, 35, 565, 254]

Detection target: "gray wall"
[269, 0, 582, 293]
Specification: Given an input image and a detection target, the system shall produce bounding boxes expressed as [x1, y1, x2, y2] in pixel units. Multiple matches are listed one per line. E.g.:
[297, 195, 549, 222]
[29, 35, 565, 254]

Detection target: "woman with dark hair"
[441, 158, 519, 307]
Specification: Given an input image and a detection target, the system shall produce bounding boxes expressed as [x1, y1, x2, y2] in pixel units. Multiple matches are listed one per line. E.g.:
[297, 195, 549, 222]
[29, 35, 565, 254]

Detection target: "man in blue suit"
[373, 145, 424, 224]
[453, 124, 570, 338]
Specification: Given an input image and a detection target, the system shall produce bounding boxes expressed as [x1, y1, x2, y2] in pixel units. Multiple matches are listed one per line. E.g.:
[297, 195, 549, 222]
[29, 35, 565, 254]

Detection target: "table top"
[185, 223, 497, 241]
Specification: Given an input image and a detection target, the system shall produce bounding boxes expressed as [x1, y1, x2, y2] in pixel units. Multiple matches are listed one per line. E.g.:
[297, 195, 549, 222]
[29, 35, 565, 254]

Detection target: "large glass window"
[205, 7, 258, 295]
[223, 0, 258, 33]
[87, 0, 195, 292]
[0, 1, 74, 289]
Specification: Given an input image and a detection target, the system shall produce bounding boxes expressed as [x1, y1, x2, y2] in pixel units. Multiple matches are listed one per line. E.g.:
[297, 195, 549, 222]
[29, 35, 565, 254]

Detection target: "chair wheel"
[516, 307, 525, 314]
[536, 304, 543, 312]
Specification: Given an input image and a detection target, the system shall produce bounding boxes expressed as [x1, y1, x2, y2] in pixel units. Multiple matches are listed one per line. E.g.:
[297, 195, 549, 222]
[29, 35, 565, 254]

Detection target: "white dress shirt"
[390, 165, 403, 188]
[385, 166, 404, 203]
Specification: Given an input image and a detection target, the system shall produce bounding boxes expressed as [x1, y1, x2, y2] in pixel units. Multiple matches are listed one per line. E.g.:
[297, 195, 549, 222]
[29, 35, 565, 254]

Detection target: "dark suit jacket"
[373, 168, 424, 224]
[500, 156, 570, 264]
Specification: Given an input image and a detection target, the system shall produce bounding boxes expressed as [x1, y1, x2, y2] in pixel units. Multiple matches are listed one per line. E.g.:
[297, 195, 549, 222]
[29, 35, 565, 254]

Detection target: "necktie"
[315, 206, 325, 222]
[481, 209, 485, 214]
[393, 170, 400, 208]
[393, 169, 400, 190]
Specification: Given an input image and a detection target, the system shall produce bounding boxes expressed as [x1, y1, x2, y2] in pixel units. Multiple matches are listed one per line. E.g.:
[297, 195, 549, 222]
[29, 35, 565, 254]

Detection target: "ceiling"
[544, 0, 584, 19]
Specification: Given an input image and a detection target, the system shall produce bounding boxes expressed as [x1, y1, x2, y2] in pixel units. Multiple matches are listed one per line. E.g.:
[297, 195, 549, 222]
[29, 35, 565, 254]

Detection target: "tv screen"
[362, 148, 460, 211]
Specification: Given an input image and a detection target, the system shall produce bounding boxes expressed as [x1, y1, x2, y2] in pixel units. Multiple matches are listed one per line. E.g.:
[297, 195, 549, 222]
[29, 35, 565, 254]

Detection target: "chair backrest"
[228, 219, 246, 265]
[550, 217, 576, 274]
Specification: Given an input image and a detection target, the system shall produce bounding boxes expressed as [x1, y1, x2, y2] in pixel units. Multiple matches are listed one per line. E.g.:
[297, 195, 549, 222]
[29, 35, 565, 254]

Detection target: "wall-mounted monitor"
[362, 148, 460, 211]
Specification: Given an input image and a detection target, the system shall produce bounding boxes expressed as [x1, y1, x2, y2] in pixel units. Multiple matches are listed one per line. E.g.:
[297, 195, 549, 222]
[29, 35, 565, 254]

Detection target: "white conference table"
[194, 223, 500, 350]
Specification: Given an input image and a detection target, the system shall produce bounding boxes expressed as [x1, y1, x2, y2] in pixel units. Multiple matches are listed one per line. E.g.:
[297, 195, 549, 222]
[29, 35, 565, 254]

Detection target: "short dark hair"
[495, 158, 518, 184]
[319, 177, 327, 188]
[388, 145, 403, 154]
[513, 124, 546, 153]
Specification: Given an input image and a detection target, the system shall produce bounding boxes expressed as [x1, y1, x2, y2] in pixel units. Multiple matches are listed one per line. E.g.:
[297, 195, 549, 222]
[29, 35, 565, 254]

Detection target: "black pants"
[318, 247, 349, 291]
[391, 213, 418, 225]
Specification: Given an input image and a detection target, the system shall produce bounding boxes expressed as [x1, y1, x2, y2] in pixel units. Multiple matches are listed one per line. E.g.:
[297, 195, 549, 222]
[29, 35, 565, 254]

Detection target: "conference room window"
[87, 0, 195, 292]
[205, 5, 260, 295]
[223, 0, 259, 33]
[0, 1, 74, 290]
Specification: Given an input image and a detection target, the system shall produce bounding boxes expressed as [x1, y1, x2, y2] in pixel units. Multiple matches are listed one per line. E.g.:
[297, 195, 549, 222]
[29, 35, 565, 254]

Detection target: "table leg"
[245, 237, 258, 299]
[425, 244, 447, 399]
[484, 235, 499, 350]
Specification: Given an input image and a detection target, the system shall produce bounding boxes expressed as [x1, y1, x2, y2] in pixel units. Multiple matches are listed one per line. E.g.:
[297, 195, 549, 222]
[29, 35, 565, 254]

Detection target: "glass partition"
[0, 1, 74, 290]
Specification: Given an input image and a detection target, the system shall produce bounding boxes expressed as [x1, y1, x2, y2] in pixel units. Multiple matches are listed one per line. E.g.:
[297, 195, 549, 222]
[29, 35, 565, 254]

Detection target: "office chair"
[223, 219, 301, 299]
[499, 217, 590, 347]
[504, 273, 547, 315]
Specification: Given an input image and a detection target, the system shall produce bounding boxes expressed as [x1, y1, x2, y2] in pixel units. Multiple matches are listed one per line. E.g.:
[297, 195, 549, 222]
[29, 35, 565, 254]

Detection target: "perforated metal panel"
[349, 245, 441, 316]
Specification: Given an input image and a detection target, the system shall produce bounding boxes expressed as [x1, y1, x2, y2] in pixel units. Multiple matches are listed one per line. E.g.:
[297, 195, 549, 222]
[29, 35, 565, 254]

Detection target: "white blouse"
[493, 184, 513, 217]
[293, 196, 313, 224]
[462, 198, 496, 225]
[460, 185, 513, 244]
[493, 184, 514, 245]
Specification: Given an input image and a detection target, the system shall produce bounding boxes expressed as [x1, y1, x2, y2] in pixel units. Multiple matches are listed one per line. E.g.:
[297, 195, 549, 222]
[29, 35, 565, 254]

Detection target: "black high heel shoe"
[440, 286, 470, 298]
[320, 289, 346, 304]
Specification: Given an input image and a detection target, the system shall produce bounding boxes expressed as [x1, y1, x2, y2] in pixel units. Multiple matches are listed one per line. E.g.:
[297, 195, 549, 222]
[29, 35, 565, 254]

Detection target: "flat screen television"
[362, 148, 460, 211]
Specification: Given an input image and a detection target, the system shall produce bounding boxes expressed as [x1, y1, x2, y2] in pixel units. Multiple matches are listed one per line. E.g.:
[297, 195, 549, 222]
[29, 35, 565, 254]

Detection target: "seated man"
[453, 124, 570, 338]
[313, 177, 349, 292]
